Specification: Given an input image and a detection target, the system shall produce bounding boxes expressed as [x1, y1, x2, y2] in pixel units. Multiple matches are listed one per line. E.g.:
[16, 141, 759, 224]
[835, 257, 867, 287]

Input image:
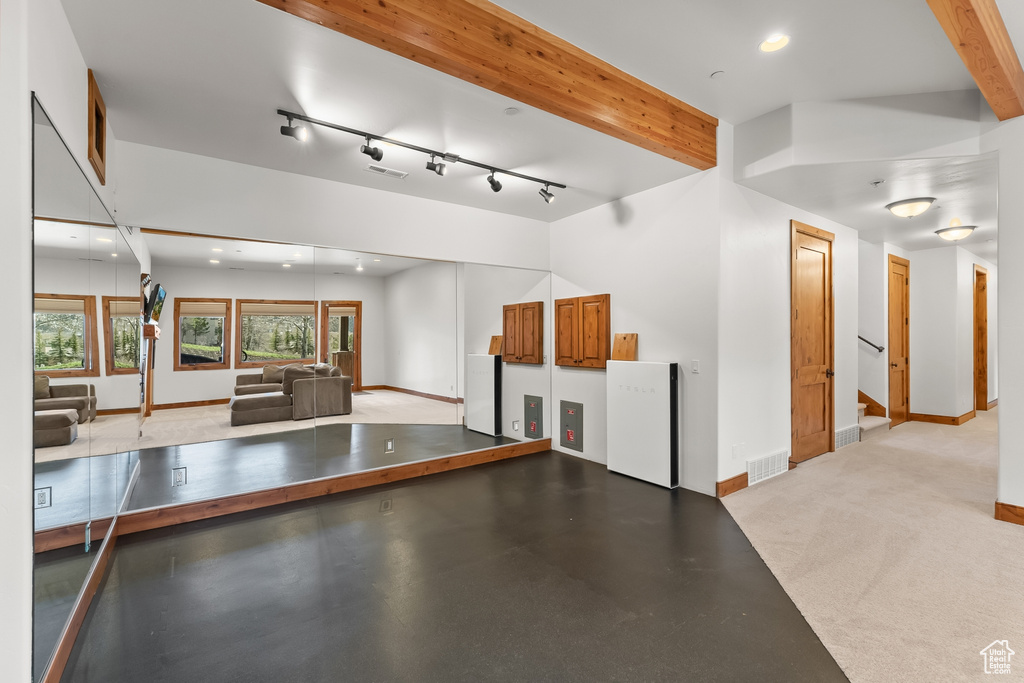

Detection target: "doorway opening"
[887, 255, 910, 427]
[320, 300, 362, 391]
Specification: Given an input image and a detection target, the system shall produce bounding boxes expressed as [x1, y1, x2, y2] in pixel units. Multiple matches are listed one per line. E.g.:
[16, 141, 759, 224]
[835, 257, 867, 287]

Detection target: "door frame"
[974, 265, 988, 411]
[887, 254, 910, 426]
[790, 220, 835, 462]
[319, 300, 363, 391]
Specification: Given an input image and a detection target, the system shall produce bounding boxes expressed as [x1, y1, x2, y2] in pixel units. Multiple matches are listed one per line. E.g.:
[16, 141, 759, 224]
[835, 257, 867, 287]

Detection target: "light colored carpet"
[36, 390, 463, 463]
[723, 408, 1024, 683]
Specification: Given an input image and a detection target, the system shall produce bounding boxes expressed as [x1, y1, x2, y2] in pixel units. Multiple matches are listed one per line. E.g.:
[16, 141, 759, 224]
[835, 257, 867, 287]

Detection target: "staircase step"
[857, 402, 866, 419]
[859, 415, 891, 441]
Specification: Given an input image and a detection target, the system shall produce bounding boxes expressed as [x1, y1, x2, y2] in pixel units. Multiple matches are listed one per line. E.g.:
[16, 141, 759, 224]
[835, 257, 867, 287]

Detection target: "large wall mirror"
[31, 101, 553, 680]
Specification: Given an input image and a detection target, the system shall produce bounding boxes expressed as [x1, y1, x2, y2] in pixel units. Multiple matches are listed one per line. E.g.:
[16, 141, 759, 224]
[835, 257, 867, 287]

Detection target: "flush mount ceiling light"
[886, 197, 935, 218]
[487, 173, 502, 193]
[936, 218, 976, 241]
[276, 109, 565, 202]
[209, 259, 220, 264]
[759, 34, 790, 53]
[280, 116, 308, 142]
[426, 155, 446, 176]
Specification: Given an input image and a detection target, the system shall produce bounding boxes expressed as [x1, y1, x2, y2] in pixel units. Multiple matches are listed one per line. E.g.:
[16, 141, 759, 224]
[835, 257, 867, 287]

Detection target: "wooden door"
[791, 221, 834, 463]
[319, 301, 363, 391]
[519, 301, 543, 364]
[554, 298, 578, 366]
[578, 294, 609, 368]
[502, 304, 520, 363]
[887, 255, 910, 427]
[975, 266, 988, 411]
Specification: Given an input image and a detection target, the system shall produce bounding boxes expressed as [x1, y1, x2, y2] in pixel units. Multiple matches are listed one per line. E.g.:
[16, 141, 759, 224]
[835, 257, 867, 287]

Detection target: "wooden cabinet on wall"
[555, 294, 610, 368]
[502, 301, 544, 364]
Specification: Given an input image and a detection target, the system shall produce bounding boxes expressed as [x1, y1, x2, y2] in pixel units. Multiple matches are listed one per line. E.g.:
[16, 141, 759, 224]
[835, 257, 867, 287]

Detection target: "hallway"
[724, 409, 1021, 682]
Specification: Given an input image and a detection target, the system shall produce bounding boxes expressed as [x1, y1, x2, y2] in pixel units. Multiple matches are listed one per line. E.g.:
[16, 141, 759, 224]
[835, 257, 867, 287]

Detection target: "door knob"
[890, 363, 898, 368]
[825, 369, 834, 378]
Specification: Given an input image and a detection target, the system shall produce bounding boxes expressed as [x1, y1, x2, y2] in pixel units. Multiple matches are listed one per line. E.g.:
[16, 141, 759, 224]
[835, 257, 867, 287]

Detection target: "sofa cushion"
[229, 392, 293, 411]
[282, 366, 315, 395]
[235, 383, 283, 396]
[34, 408, 79, 429]
[262, 362, 304, 383]
[34, 375, 50, 400]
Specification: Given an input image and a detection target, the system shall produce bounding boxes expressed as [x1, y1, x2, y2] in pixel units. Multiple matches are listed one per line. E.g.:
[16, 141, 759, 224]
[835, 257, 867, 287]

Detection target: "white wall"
[909, 248, 959, 416]
[0, 0, 35, 677]
[956, 249, 999, 409]
[462, 264, 551, 437]
[115, 142, 550, 272]
[858, 240, 887, 404]
[383, 261, 459, 399]
[150, 264, 387, 405]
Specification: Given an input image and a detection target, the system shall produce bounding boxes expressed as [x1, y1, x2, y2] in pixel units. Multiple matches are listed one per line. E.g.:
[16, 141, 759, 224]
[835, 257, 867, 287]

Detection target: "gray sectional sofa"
[229, 363, 353, 426]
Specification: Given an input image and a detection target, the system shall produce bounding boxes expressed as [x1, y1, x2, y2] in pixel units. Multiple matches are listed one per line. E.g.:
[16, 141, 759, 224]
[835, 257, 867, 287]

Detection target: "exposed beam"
[928, 0, 1024, 120]
[258, 0, 717, 169]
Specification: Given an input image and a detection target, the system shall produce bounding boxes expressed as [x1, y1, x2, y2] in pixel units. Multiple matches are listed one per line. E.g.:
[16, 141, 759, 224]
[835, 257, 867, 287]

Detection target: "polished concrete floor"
[34, 452, 136, 530]
[63, 452, 846, 682]
[34, 545, 98, 678]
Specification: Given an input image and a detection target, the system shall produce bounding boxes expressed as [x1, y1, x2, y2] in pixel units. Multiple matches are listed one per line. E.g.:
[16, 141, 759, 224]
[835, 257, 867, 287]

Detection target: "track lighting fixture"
[280, 117, 308, 142]
[360, 136, 383, 162]
[276, 109, 565, 201]
[426, 155, 446, 176]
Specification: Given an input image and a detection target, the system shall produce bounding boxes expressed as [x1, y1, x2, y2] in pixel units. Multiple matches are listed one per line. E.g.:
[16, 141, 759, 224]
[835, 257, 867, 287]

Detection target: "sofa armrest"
[49, 384, 91, 398]
[292, 375, 353, 420]
[235, 373, 264, 387]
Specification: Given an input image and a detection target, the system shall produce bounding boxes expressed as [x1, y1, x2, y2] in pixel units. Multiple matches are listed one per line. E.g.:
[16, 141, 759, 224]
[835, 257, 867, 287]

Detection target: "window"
[235, 300, 316, 368]
[34, 294, 99, 377]
[319, 301, 362, 390]
[102, 296, 142, 375]
[174, 298, 231, 371]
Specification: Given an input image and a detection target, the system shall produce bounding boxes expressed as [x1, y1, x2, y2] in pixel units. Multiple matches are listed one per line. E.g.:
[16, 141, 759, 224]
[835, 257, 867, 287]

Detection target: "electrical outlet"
[385, 438, 395, 454]
[34, 487, 52, 509]
[512, 420, 520, 431]
[379, 498, 393, 513]
[171, 467, 187, 487]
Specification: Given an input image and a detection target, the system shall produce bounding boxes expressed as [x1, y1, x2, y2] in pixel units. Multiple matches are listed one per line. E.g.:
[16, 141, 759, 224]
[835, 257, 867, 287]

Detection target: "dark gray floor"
[34, 452, 136, 530]
[34, 545, 98, 679]
[62, 451, 847, 682]
[127, 423, 517, 510]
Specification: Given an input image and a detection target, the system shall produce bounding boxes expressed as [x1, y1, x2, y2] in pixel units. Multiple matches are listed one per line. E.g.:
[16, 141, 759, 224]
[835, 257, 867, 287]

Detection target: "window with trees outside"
[34, 294, 99, 377]
[319, 300, 362, 390]
[103, 296, 142, 375]
[235, 300, 316, 368]
[174, 298, 231, 371]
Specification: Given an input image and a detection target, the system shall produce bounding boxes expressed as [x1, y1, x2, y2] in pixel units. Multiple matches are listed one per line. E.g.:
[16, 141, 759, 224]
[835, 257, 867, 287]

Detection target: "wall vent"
[746, 450, 789, 486]
[836, 424, 860, 449]
[364, 164, 408, 179]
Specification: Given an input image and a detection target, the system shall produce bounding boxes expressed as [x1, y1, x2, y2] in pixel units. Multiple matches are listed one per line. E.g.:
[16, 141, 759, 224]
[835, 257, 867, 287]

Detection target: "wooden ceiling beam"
[928, 0, 1024, 120]
[258, 0, 717, 169]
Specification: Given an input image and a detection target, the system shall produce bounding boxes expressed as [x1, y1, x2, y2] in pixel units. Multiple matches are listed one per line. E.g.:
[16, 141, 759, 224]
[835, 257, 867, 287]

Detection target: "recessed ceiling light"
[504, 107, 520, 116]
[212, 248, 223, 252]
[282, 263, 291, 268]
[759, 34, 790, 53]
[96, 237, 113, 243]
[210, 259, 220, 264]
[292, 253, 301, 258]
[111, 253, 118, 258]
[886, 197, 935, 218]
[373, 258, 381, 262]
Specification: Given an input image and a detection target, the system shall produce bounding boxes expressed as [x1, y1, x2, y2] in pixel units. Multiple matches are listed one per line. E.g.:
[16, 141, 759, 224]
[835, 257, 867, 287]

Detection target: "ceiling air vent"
[364, 164, 409, 180]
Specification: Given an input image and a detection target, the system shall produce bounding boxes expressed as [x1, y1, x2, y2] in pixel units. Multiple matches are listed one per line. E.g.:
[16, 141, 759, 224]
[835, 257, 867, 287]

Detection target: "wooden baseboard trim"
[995, 501, 1024, 526]
[39, 517, 119, 683]
[361, 385, 463, 405]
[96, 407, 138, 416]
[857, 390, 887, 418]
[117, 438, 550, 536]
[910, 410, 976, 426]
[716, 472, 748, 498]
[35, 517, 114, 554]
[988, 399, 999, 410]
[153, 398, 231, 411]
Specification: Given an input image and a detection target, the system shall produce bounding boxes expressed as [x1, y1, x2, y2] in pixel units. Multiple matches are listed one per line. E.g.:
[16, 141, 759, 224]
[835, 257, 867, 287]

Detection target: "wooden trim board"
[989, 399, 999, 409]
[716, 472, 748, 498]
[909, 410, 976, 426]
[257, 0, 717, 169]
[39, 518, 118, 683]
[117, 439, 550, 536]
[995, 501, 1024, 526]
[361, 385, 463, 404]
[858, 390, 887, 418]
[35, 517, 114, 554]
[96, 407, 139, 416]
[152, 398, 231, 411]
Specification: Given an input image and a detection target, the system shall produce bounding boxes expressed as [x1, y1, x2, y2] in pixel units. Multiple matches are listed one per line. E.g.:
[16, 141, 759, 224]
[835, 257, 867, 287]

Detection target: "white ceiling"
[59, 0, 1012, 259]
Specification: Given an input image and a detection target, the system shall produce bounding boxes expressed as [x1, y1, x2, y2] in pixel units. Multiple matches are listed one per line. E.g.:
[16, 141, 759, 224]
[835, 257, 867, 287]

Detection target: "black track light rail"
[278, 109, 566, 190]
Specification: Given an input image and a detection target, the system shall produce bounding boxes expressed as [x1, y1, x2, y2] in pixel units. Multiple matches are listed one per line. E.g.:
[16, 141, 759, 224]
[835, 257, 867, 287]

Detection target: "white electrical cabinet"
[606, 361, 679, 488]
[466, 354, 502, 436]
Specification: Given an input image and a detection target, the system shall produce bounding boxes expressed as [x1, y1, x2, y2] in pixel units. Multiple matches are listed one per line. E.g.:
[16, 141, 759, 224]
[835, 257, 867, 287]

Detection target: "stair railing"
[858, 335, 884, 353]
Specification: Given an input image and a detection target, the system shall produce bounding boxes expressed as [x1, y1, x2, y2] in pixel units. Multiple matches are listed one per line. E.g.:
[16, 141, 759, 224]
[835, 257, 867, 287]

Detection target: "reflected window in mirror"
[235, 300, 317, 367]
[319, 301, 362, 389]
[102, 297, 142, 375]
[33, 294, 99, 377]
[174, 298, 232, 371]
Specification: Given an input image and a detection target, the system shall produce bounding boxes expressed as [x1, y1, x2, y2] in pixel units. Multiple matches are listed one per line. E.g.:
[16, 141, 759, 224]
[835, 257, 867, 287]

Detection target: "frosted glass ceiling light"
[759, 34, 790, 53]
[936, 219, 975, 241]
[886, 197, 935, 218]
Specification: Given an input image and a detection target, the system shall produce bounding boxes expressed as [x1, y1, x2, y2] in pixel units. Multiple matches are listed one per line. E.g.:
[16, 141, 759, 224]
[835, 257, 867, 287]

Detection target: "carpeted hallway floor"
[723, 408, 1024, 682]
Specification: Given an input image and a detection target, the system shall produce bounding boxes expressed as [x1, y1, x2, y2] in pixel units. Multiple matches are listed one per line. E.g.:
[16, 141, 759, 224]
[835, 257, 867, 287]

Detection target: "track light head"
[280, 117, 308, 142]
[539, 185, 555, 204]
[487, 173, 502, 193]
[360, 137, 383, 162]
[426, 155, 447, 176]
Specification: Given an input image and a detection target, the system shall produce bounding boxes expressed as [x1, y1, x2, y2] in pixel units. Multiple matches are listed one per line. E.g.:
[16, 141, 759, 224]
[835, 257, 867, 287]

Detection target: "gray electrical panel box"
[524, 395, 543, 439]
[560, 400, 583, 451]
